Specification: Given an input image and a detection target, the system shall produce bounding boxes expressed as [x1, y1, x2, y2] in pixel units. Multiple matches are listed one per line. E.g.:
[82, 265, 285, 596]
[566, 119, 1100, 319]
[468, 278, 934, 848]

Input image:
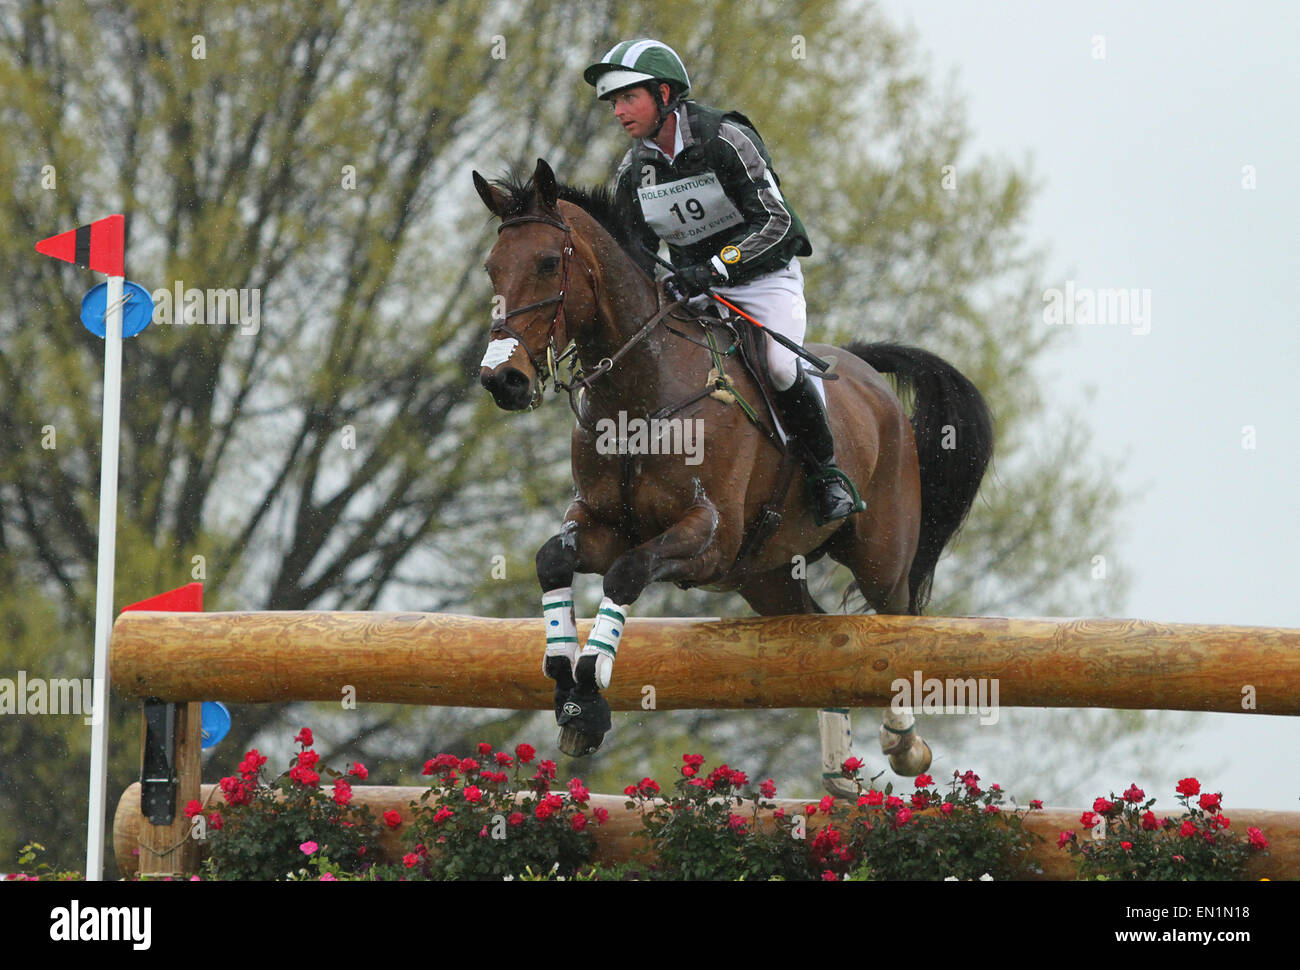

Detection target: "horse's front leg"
[557, 500, 721, 758]
[536, 503, 629, 750]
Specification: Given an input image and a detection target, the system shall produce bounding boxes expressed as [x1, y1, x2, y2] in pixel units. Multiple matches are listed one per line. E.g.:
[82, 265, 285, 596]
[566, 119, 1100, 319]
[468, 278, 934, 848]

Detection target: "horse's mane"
[492, 173, 653, 275]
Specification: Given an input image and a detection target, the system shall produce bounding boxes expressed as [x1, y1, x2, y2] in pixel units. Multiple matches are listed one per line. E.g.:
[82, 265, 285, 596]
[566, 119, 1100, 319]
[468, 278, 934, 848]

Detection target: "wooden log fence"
[108, 610, 1300, 878]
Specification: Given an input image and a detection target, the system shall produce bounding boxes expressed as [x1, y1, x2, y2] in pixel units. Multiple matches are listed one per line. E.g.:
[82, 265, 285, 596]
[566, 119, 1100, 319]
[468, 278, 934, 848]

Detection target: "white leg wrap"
[541, 587, 578, 678]
[579, 597, 627, 690]
[880, 706, 915, 751]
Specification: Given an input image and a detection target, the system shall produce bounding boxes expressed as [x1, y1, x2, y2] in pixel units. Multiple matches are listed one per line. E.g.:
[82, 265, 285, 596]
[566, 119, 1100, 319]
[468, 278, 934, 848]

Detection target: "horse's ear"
[473, 170, 509, 217]
[534, 158, 559, 212]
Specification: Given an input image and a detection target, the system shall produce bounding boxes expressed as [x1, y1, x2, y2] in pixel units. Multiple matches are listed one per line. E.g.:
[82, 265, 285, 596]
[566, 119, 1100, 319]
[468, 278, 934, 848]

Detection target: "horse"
[473, 158, 993, 792]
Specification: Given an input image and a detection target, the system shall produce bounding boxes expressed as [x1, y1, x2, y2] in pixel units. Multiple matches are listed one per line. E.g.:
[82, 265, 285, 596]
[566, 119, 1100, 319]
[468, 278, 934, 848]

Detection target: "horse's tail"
[846, 342, 994, 615]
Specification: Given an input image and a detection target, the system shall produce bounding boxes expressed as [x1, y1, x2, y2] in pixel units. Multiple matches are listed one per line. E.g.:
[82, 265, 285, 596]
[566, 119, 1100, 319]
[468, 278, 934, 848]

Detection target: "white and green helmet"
[584, 38, 691, 100]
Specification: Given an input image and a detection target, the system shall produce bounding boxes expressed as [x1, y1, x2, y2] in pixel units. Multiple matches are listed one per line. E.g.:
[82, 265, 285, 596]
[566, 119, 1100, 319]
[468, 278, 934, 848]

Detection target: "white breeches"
[696, 258, 822, 402]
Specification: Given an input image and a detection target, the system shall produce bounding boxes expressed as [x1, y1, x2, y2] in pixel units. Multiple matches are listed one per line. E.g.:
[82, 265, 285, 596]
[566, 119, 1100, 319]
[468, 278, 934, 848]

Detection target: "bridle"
[489, 213, 682, 408]
[490, 215, 583, 400]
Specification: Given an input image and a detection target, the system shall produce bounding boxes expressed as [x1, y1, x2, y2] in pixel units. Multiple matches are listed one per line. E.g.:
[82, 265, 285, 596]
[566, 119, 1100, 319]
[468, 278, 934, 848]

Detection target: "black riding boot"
[773, 367, 866, 526]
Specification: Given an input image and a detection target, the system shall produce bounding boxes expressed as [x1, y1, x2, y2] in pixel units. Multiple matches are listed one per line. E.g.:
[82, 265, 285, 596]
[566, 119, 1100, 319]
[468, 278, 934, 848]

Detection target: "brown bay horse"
[474, 159, 993, 789]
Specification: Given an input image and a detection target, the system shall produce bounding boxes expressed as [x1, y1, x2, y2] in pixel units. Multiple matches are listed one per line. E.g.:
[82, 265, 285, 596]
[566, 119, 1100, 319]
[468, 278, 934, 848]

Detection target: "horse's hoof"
[555, 689, 611, 757]
[821, 773, 858, 800]
[888, 739, 932, 776]
[557, 724, 605, 758]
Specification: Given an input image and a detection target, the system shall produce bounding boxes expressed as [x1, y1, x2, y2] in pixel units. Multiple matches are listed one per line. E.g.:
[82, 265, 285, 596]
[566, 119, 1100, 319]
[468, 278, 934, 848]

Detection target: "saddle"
[663, 299, 829, 587]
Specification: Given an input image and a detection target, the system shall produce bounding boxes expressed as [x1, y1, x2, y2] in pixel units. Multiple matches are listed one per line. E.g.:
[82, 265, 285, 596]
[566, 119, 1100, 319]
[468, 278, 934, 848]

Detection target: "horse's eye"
[538, 256, 560, 275]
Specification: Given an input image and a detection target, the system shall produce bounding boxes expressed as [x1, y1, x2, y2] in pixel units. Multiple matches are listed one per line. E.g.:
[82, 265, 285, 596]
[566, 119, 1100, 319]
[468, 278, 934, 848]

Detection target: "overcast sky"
[873, 0, 1299, 809]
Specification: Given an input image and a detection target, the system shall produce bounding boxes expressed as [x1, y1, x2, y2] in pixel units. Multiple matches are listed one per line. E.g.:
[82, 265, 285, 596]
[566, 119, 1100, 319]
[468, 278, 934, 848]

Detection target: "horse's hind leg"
[737, 567, 858, 799]
[830, 533, 933, 778]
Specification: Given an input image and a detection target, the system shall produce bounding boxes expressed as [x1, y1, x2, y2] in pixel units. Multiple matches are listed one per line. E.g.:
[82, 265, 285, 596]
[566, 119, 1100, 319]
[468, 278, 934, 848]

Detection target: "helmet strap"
[647, 81, 680, 138]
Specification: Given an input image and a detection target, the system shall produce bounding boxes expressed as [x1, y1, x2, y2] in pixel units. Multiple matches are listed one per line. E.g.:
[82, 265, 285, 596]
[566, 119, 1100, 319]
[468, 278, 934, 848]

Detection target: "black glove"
[667, 259, 727, 300]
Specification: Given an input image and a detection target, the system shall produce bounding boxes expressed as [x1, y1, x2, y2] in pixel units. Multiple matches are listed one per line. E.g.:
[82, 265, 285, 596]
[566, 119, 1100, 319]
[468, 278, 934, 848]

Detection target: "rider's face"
[610, 85, 667, 139]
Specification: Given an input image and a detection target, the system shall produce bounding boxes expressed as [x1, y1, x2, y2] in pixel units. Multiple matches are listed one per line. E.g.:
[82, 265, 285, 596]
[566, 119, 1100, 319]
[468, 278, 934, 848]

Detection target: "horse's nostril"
[503, 370, 528, 391]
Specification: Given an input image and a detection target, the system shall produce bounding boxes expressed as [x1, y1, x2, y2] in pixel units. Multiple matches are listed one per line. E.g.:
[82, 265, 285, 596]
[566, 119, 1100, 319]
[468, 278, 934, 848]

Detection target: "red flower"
[458, 758, 479, 775]
[940, 802, 954, 816]
[1123, 784, 1144, 803]
[727, 814, 747, 832]
[623, 784, 637, 797]
[1093, 797, 1113, 814]
[477, 741, 492, 756]
[682, 754, 705, 769]
[1141, 811, 1160, 831]
[432, 807, 454, 824]
[219, 776, 251, 806]
[860, 790, 884, 807]
[895, 807, 913, 827]
[729, 769, 748, 787]
[515, 743, 536, 763]
[760, 779, 777, 799]
[402, 853, 419, 869]
[914, 773, 933, 788]
[1120, 841, 1132, 851]
[289, 765, 319, 787]
[681, 765, 697, 777]
[1248, 826, 1269, 850]
[295, 727, 313, 747]
[184, 800, 203, 819]
[1029, 800, 1043, 810]
[637, 778, 660, 797]
[298, 749, 320, 769]
[1179, 820, 1197, 837]
[1176, 777, 1200, 797]
[960, 770, 980, 789]
[538, 760, 557, 780]
[208, 812, 223, 830]
[911, 793, 928, 809]
[1215, 814, 1231, 829]
[571, 813, 588, 832]
[1057, 830, 1074, 848]
[348, 762, 368, 780]
[842, 757, 864, 772]
[495, 752, 513, 767]
[332, 779, 353, 806]
[593, 807, 609, 825]
[984, 805, 1000, 815]
[568, 779, 591, 804]
[463, 785, 483, 804]
[1198, 792, 1222, 813]
[819, 795, 835, 815]
[238, 749, 267, 781]
[885, 796, 904, 810]
[821, 871, 838, 881]
[508, 812, 524, 826]
[535, 803, 554, 821]
[1080, 811, 1099, 828]
[383, 809, 402, 829]
[544, 793, 564, 811]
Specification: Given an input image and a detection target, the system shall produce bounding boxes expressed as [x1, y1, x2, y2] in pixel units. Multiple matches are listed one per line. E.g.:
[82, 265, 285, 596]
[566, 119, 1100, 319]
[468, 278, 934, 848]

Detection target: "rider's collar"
[640, 104, 688, 160]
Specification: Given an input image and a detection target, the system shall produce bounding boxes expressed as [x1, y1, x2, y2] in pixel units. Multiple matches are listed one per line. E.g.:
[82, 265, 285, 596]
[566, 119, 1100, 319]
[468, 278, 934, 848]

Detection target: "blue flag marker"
[81, 280, 154, 338]
[200, 702, 231, 749]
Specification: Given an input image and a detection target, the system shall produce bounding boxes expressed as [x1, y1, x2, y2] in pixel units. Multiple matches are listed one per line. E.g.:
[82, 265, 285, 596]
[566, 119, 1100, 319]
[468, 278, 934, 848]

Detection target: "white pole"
[85, 274, 124, 881]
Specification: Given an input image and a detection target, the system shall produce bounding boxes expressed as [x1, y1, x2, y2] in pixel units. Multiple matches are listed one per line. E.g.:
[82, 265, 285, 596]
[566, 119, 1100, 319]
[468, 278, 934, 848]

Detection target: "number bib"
[637, 172, 744, 246]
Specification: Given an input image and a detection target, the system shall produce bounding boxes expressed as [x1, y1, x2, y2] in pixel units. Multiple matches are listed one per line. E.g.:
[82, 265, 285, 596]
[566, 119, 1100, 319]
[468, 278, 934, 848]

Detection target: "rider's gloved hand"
[666, 256, 729, 300]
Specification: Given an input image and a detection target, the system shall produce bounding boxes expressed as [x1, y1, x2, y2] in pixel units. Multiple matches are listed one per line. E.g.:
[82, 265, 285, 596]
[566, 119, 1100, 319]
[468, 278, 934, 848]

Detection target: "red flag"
[122, 582, 203, 613]
[35, 214, 125, 276]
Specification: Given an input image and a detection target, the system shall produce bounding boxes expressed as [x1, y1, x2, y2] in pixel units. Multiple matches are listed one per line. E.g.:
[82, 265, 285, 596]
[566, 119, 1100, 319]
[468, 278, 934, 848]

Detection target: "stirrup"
[807, 465, 866, 526]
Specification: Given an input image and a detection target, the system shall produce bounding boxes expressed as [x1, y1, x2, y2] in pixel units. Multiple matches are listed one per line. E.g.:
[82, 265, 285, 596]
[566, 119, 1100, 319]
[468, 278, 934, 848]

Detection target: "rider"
[584, 39, 864, 525]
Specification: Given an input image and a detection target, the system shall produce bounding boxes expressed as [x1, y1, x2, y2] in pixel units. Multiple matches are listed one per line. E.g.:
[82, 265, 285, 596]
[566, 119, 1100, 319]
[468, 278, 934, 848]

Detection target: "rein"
[492, 213, 683, 414]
